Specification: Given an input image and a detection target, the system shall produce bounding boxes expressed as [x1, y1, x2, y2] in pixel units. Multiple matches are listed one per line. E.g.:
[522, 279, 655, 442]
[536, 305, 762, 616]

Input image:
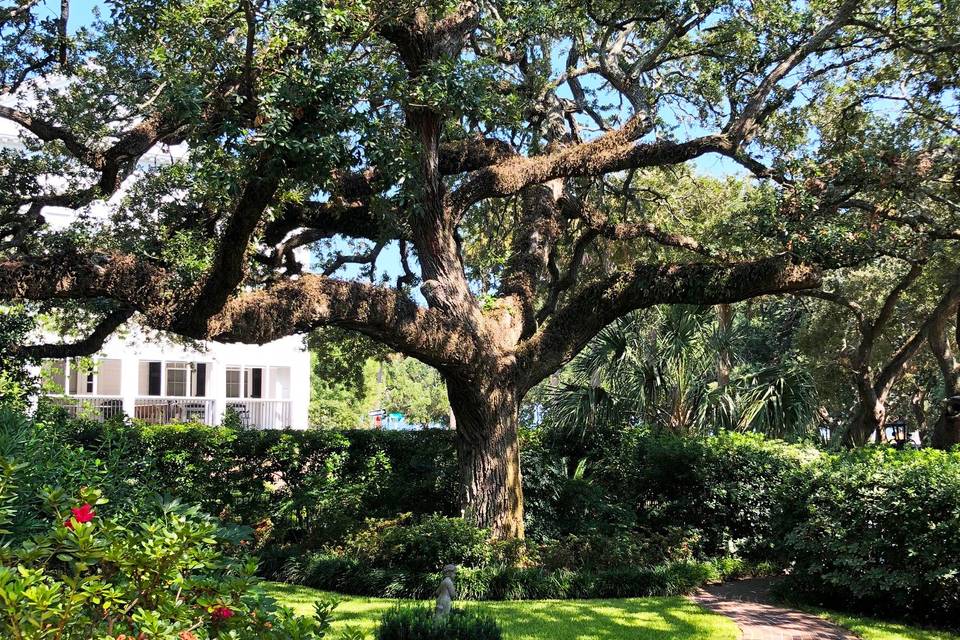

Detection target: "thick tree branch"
[206, 274, 480, 373]
[451, 125, 728, 214]
[0, 251, 176, 327]
[16, 307, 133, 359]
[518, 253, 820, 386]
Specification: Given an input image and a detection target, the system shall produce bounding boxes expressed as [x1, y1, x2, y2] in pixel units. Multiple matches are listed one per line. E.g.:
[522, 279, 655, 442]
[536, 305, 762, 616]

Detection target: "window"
[166, 365, 188, 397]
[148, 362, 161, 396]
[85, 372, 94, 393]
[226, 368, 242, 398]
[249, 368, 263, 398]
[226, 367, 263, 398]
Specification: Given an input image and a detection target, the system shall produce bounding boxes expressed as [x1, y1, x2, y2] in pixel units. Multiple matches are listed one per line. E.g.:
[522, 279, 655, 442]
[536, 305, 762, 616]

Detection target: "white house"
[4, 84, 312, 430]
[37, 329, 311, 430]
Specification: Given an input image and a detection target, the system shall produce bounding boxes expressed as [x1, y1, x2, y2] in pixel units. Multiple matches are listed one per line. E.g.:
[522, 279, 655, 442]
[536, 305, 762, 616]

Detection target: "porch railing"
[133, 397, 216, 425]
[45, 395, 124, 421]
[225, 399, 292, 430]
[43, 395, 292, 429]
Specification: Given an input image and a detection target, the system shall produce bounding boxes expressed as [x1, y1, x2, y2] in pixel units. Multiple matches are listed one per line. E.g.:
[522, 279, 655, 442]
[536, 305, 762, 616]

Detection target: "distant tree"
[796, 257, 960, 447]
[366, 355, 451, 427]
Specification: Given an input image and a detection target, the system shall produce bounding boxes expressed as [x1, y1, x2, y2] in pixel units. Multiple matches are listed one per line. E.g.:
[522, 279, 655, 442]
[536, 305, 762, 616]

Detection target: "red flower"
[211, 606, 235, 622]
[64, 504, 95, 530]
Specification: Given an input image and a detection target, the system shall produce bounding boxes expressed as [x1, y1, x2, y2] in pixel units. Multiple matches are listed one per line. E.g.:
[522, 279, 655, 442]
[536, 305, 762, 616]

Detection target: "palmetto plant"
[542, 306, 818, 440]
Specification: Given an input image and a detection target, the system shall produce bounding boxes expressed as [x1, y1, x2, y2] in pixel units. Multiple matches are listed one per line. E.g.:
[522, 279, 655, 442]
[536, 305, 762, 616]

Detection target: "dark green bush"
[40, 409, 460, 552]
[342, 514, 492, 571]
[612, 430, 812, 557]
[376, 607, 502, 640]
[777, 447, 960, 628]
[536, 529, 695, 570]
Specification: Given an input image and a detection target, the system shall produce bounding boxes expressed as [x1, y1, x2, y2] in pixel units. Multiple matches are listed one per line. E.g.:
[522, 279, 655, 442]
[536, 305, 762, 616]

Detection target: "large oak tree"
[1, 0, 958, 537]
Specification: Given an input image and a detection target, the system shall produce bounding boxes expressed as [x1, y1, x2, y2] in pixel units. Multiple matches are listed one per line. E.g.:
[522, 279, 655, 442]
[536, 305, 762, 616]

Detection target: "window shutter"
[148, 362, 161, 396]
[251, 368, 263, 398]
[196, 363, 207, 397]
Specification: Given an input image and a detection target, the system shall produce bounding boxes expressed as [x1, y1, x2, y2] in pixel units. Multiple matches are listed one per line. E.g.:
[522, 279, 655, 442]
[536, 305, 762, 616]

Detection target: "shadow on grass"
[262, 583, 738, 640]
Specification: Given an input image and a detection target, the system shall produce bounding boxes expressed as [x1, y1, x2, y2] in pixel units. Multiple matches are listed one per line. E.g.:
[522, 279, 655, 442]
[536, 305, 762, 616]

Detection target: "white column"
[159, 359, 167, 398]
[211, 360, 227, 425]
[290, 347, 311, 430]
[120, 355, 138, 419]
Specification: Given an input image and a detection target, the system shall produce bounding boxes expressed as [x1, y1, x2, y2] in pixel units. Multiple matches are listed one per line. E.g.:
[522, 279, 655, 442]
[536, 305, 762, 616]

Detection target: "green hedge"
[611, 431, 814, 557]
[57, 414, 460, 550]
[278, 552, 750, 600]
[778, 447, 960, 628]
[54, 411, 815, 561]
[45, 408, 960, 625]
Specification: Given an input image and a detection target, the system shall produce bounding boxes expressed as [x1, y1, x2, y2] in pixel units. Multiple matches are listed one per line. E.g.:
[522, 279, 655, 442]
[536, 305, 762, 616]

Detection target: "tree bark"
[928, 306, 960, 449]
[848, 378, 887, 445]
[447, 381, 525, 540]
[716, 303, 734, 388]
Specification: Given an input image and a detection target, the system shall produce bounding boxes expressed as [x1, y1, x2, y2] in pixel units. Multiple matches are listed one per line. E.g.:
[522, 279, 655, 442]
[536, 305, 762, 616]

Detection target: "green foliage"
[44, 412, 461, 556]
[308, 340, 451, 429]
[309, 328, 392, 401]
[535, 530, 696, 571]
[777, 447, 960, 628]
[613, 431, 814, 558]
[541, 306, 819, 442]
[342, 515, 491, 572]
[0, 306, 38, 409]
[368, 358, 451, 428]
[0, 407, 339, 639]
[375, 607, 502, 640]
[281, 552, 750, 601]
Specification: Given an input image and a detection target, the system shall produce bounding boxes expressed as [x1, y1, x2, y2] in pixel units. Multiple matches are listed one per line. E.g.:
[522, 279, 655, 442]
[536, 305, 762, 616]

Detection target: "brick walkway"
[689, 578, 857, 640]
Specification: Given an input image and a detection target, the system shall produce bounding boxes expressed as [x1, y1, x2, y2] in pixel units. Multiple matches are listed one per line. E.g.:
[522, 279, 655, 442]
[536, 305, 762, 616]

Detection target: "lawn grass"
[263, 582, 739, 640]
[811, 609, 960, 640]
[263, 582, 960, 640]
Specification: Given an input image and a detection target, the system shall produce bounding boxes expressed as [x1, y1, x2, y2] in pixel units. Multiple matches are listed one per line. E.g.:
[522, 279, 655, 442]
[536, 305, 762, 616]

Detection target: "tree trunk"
[927, 307, 960, 449]
[716, 303, 733, 388]
[848, 376, 885, 446]
[931, 409, 960, 450]
[447, 382, 525, 539]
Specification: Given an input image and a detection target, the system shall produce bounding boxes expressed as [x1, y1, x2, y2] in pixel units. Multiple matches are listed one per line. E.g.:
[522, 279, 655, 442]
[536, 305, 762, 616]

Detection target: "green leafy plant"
[0, 407, 341, 639]
[341, 514, 491, 572]
[375, 607, 502, 640]
[776, 447, 960, 629]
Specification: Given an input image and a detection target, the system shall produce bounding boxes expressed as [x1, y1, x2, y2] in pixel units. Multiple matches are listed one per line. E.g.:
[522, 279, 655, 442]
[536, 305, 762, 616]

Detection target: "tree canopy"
[1, 0, 959, 537]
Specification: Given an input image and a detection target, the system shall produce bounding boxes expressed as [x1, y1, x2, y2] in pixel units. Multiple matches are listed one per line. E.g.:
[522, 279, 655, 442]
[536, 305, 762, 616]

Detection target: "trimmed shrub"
[612, 430, 814, 557]
[777, 447, 960, 628]
[342, 514, 492, 571]
[41, 409, 460, 552]
[376, 607, 502, 640]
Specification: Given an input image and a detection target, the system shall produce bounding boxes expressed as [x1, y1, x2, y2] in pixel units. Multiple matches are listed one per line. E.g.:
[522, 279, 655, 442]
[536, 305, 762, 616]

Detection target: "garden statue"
[434, 564, 457, 617]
